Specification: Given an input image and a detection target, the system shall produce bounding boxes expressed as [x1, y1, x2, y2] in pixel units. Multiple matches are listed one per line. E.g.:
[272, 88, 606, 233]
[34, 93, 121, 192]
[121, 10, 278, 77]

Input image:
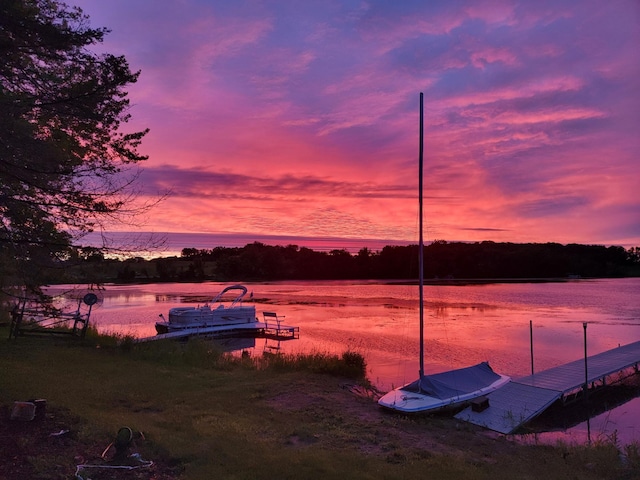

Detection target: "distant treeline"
[64, 241, 640, 283]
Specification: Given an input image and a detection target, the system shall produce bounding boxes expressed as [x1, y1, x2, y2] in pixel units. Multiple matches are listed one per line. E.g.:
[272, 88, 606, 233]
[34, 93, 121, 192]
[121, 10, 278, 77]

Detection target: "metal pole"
[418, 92, 424, 379]
[584, 321, 591, 445]
[583, 322, 588, 402]
[530, 320, 534, 376]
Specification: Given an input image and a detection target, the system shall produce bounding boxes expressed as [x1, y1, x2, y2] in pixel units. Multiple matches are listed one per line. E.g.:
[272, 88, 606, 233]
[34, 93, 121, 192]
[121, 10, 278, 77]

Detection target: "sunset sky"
[74, 0, 639, 254]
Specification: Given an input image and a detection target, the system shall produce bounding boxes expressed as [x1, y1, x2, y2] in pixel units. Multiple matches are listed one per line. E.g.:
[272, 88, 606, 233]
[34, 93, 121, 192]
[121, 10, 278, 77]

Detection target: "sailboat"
[378, 93, 510, 413]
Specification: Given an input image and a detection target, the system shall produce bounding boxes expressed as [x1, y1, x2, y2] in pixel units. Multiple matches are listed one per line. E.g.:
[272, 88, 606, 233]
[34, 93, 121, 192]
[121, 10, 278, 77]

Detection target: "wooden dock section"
[260, 312, 299, 340]
[455, 340, 640, 434]
[261, 324, 299, 340]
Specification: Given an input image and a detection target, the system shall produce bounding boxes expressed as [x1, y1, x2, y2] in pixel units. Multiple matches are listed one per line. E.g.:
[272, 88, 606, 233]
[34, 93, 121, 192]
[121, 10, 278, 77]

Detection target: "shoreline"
[1, 329, 639, 478]
[44, 275, 638, 287]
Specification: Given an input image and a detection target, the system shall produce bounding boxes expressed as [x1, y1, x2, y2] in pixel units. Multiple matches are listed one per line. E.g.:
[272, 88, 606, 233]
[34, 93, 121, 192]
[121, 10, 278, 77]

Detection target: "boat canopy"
[211, 285, 248, 306]
[401, 362, 501, 399]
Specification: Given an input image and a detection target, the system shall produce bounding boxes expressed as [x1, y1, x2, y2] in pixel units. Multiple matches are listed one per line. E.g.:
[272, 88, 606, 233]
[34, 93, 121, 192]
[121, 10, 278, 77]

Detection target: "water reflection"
[521, 374, 640, 446]
[45, 278, 640, 445]
[208, 336, 256, 353]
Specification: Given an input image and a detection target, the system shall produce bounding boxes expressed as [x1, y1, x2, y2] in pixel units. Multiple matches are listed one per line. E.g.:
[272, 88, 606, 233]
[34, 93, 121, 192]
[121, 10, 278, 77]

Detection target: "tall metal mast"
[419, 92, 425, 379]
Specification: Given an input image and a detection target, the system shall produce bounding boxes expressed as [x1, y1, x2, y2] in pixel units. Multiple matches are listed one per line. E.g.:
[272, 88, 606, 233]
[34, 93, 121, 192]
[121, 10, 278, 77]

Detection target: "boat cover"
[401, 362, 500, 399]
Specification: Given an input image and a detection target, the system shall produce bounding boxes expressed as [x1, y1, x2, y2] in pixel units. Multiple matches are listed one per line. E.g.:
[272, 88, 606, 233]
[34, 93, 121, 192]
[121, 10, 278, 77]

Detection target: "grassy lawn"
[1, 327, 638, 479]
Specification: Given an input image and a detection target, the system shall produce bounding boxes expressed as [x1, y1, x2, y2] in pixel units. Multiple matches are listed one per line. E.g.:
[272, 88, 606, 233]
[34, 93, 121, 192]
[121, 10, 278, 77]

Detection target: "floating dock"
[455, 340, 640, 434]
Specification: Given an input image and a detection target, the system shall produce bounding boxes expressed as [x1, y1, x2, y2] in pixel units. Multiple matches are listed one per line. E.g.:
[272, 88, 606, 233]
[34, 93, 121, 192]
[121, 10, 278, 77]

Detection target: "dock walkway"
[455, 340, 640, 434]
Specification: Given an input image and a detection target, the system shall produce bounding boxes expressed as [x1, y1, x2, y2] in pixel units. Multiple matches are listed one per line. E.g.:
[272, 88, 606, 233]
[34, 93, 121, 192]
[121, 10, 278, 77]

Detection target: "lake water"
[47, 278, 640, 446]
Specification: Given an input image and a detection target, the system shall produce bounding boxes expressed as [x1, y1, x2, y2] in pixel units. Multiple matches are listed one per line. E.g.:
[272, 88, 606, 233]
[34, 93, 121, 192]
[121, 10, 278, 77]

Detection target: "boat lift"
[8, 293, 98, 340]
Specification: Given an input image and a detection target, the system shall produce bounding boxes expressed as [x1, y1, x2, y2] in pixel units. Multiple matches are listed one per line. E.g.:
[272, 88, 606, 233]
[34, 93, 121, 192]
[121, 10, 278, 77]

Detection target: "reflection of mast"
[419, 92, 425, 379]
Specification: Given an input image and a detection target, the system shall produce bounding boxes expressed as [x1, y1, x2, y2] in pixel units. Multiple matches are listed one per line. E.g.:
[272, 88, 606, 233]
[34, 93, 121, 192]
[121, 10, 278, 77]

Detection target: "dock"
[455, 340, 640, 434]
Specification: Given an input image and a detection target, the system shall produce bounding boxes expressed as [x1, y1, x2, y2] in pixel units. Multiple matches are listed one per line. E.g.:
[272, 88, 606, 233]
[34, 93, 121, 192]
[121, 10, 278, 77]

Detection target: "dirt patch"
[0, 403, 181, 479]
[265, 375, 518, 464]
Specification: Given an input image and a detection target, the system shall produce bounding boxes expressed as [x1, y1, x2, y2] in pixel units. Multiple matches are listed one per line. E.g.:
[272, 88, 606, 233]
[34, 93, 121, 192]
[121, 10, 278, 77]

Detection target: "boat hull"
[155, 311, 257, 334]
[157, 299, 257, 334]
[154, 321, 264, 337]
[378, 366, 511, 413]
[168, 305, 256, 325]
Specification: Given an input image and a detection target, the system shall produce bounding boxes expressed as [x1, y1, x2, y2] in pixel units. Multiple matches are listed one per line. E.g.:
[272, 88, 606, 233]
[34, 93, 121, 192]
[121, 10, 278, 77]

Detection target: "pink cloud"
[72, 0, 639, 250]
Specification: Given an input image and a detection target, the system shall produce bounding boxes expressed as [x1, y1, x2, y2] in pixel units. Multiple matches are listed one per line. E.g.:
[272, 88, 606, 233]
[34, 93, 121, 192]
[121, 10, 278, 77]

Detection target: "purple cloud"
[72, 0, 639, 248]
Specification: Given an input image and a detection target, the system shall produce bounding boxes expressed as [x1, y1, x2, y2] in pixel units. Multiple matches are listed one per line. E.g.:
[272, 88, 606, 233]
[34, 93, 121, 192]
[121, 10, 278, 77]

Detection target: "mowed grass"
[1, 327, 638, 479]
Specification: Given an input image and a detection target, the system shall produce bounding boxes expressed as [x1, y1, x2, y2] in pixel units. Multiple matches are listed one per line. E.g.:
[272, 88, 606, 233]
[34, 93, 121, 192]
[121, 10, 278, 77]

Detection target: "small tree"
[0, 0, 150, 300]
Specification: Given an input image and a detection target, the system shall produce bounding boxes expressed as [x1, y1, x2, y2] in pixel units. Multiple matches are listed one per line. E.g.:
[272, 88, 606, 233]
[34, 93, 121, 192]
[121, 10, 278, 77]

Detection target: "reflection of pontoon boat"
[378, 94, 509, 414]
[155, 284, 258, 334]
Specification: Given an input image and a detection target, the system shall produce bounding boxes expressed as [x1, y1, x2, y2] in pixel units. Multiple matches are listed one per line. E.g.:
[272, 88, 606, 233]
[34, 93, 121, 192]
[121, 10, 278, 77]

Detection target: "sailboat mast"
[419, 92, 425, 379]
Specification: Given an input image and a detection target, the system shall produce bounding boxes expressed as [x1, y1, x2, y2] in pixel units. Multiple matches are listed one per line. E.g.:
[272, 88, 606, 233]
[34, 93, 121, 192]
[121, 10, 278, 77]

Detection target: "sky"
[73, 0, 639, 254]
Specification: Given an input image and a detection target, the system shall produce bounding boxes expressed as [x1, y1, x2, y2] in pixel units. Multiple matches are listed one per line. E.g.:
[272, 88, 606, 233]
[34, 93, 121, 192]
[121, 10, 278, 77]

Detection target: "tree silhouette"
[1, 0, 149, 299]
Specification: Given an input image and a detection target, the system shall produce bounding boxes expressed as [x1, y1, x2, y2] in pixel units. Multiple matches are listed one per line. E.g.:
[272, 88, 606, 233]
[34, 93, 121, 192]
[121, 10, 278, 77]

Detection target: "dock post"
[583, 322, 588, 402]
[585, 324, 592, 446]
[529, 320, 534, 375]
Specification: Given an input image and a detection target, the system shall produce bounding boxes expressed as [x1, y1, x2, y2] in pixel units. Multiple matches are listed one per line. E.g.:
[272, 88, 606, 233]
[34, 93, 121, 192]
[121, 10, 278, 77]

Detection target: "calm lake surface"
[49, 278, 640, 445]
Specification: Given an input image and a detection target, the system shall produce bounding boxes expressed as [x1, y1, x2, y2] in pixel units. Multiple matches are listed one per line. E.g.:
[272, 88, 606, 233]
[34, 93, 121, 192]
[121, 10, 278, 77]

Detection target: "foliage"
[132, 338, 367, 379]
[59, 240, 640, 283]
[258, 350, 367, 378]
[0, 0, 149, 300]
[624, 441, 640, 470]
